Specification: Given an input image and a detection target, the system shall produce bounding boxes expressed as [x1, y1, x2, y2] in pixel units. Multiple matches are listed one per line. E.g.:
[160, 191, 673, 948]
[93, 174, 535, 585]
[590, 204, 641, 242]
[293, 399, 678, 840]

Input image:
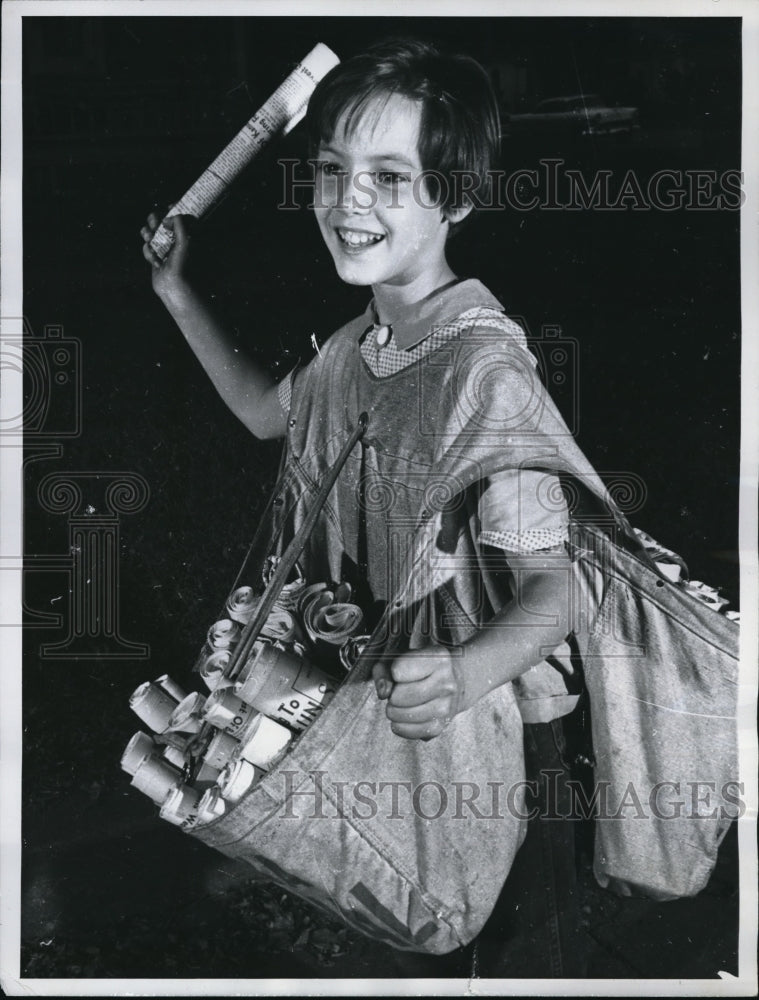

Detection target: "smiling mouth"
[336, 227, 385, 248]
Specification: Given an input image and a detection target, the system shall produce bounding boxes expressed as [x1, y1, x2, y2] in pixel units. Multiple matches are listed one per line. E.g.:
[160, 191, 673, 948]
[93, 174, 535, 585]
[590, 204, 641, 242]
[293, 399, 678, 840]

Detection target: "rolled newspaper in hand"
[149, 43, 339, 259]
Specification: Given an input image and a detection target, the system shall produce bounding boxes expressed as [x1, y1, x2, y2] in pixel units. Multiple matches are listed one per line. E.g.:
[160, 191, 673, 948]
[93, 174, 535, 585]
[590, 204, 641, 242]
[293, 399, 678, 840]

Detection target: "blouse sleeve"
[478, 468, 569, 553]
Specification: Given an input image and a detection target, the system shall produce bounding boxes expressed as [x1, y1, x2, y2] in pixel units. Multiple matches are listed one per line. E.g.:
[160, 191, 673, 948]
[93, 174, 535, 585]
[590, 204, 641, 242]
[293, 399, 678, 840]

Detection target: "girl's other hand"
[380, 646, 467, 740]
[140, 209, 196, 302]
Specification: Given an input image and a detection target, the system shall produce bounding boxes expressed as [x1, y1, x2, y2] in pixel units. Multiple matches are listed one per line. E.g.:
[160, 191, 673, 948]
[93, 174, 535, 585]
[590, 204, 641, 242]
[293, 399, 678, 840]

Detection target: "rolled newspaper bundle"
[683, 580, 730, 612]
[235, 642, 336, 732]
[237, 714, 293, 770]
[218, 758, 264, 803]
[339, 634, 371, 673]
[194, 758, 223, 790]
[156, 729, 194, 753]
[196, 786, 227, 825]
[167, 692, 207, 734]
[130, 681, 179, 733]
[149, 43, 340, 260]
[204, 729, 241, 770]
[203, 686, 259, 739]
[301, 583, 364, 650]
[226, 585, 258, 625]
[131, 754, 182, 803]
[633, 527, 689, 582]
[235, 639, 271, 686]
[297, 581, 330, 613]
[198, 648, 235, 691]
[263, 557, 306, 611]
[121, 732, 156, 776]
[161, 743, 188, 770]
[160, 784, 201, 828]
[155, 674, 188, 702]
[259, 605, 302, 645]
[207, 618, 242, 651]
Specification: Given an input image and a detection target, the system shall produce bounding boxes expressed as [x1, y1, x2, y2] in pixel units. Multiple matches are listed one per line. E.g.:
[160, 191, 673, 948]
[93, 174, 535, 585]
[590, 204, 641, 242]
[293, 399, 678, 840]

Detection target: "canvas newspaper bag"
[187, 411, 740, 954]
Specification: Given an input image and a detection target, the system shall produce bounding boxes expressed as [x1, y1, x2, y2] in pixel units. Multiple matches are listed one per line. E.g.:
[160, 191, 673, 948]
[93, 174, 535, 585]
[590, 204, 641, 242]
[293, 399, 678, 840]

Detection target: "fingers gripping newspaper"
[149, 42, 339, 259]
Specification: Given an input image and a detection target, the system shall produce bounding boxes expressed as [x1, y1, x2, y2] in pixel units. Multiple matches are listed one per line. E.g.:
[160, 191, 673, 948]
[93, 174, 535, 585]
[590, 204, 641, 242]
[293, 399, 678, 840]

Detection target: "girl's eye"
[318, 161, 345, 177]
[375, 171, 410, 187]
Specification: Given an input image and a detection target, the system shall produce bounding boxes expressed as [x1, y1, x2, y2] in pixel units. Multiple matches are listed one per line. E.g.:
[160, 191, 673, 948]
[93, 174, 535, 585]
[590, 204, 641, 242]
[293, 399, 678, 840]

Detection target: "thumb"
[371, 661, 393, 700]
[164, 213, 195, 243]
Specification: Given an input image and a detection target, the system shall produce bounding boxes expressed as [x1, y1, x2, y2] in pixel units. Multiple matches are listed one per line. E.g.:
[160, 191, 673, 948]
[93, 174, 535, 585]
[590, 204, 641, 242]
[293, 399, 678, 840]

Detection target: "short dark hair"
[305, 38, 501, 235]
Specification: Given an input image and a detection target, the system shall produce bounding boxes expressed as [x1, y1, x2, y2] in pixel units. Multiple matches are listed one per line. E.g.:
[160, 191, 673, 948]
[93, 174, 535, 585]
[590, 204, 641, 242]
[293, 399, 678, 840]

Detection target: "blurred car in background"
[504, 94, 640, 139]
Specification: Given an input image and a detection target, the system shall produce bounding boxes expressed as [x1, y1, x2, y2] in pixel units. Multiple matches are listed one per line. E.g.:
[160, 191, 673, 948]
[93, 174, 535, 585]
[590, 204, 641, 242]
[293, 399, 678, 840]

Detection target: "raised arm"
[141, 212, 287, 440]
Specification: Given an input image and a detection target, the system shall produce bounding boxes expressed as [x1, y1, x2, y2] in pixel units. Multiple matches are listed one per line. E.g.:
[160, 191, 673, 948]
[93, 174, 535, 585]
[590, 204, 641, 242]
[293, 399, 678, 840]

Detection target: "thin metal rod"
[227, 412, 369, 679]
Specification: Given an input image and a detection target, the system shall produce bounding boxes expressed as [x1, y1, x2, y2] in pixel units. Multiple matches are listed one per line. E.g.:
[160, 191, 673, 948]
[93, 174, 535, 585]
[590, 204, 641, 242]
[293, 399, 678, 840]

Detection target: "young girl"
[140, 38, 733, 979]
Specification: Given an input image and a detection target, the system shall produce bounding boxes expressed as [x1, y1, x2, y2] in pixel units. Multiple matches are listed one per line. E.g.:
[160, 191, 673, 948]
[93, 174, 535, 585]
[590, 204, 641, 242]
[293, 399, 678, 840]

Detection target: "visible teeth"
[338, 229, 383, 246]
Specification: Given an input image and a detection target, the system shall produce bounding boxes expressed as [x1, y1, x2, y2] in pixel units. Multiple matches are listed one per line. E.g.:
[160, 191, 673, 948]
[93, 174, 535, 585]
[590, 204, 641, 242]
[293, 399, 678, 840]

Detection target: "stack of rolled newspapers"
[123, 562, 369, 830]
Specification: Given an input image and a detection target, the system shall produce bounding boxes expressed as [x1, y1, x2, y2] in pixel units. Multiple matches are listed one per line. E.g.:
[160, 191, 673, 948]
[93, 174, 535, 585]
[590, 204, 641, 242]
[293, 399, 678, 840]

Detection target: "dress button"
[375, 325, 391, 347]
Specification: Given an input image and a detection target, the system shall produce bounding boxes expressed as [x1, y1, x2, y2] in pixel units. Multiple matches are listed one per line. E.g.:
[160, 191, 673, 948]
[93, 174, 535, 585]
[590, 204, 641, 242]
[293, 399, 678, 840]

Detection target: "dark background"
[20, 15, 741, 981]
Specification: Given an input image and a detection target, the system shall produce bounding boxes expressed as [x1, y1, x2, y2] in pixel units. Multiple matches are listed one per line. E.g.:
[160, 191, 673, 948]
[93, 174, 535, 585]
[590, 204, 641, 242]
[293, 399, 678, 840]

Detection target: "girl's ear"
[442, 199, 474, 226]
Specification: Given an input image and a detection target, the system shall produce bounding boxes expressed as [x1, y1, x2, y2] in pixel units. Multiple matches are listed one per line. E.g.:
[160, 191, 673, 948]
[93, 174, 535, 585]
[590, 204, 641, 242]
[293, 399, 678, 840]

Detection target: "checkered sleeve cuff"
[478, 526, 569, 554]
[277, 369, 295, 415]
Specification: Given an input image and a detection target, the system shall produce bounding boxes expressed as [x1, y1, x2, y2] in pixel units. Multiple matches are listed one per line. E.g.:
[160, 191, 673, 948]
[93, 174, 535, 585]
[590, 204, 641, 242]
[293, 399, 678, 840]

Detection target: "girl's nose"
[344, 170, 376, 212]
[323, 169, 376, 214]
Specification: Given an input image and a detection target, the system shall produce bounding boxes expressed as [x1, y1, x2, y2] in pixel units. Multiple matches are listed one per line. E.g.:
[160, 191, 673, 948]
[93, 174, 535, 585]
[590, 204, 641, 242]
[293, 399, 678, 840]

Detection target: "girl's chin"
[329, 257, 380, 286]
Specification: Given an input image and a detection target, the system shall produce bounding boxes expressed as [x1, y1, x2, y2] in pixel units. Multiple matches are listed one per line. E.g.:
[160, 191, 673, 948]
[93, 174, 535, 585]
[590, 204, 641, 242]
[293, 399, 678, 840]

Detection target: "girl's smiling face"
[313, 93, 464, 311]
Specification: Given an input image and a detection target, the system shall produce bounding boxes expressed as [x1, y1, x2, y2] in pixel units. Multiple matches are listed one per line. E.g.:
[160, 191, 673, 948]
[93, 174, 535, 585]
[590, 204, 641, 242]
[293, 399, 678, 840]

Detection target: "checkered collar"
[360, 278, 504, 350]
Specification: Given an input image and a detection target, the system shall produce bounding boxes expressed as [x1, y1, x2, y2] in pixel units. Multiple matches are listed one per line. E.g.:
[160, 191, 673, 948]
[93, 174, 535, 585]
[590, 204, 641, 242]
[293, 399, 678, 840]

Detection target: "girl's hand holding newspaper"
[140, 210, 196, 302]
